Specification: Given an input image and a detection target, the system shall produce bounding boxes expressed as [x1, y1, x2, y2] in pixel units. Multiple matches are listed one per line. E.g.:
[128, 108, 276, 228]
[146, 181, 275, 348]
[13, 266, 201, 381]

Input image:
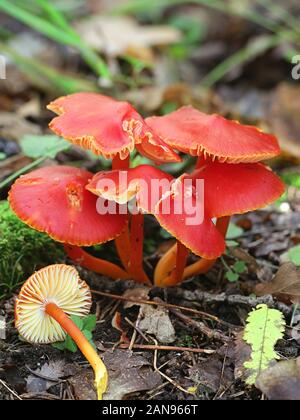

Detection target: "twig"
[91, 289, 227, 325]
[152, 339, 193, 395]
[125, 316, 149, 342]
[0, 379, 22, 400]
[170, 308, 231, 343]
[118, 343, 215, 354]
[174, 290, 294, 317]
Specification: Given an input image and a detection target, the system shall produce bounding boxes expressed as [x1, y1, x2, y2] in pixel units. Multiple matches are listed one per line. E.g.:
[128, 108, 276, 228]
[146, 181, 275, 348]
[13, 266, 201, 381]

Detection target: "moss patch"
[0, 201, 64, 299]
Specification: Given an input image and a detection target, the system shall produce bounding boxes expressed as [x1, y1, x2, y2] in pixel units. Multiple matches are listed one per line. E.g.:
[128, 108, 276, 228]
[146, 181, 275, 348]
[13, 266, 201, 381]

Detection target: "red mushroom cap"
[87, 162, 284, 259]
[146, 106, 281, 163]
[48, 93, 180, 164]
[9, 165, 127, 246]
[87, 166, 225, 259]
[192, 161, 285, 218]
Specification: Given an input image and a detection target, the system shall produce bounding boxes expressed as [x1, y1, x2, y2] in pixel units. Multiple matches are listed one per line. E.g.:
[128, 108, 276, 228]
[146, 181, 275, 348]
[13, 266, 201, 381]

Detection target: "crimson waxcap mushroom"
[15, 264, 91, 343]
[47, 93, 180, 164]
[146, 106, 281, 163]
[8, 165, 127, 246]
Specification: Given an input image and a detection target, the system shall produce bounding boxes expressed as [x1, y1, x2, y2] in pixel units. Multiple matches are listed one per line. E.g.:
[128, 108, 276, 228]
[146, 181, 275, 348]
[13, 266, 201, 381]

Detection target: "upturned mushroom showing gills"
[146, 106, 283, 285]
[8, 165, 130, 280]
[15, 264, 108, 399]
[87, 162, 284, 287]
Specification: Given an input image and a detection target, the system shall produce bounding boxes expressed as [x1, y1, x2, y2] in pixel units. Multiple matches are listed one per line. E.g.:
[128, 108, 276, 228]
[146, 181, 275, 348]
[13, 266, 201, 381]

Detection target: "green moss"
[0, 201, 64, 299]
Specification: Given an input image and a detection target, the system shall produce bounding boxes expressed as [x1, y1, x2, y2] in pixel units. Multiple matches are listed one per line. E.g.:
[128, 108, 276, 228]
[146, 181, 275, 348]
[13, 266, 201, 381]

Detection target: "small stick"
[0, 379, 22, 400]
[170, 308, 230, 343]
[118, 343, 214, 354]
[125, 317, 150, 342]
[91, 289, 226, 324]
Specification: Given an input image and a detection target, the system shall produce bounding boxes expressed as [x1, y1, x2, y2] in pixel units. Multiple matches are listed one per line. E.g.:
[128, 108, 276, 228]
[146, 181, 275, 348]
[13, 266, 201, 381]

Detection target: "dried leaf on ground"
[102, 350, 162, 400]
[268, 83, 300, 158]
[0, 112, 41, 141]
[76, 16, 181, 60]
[69, 370, 97, 400]
[139, 302, 176, 344]
[234, 331, 252, 381]
[256, 357, 300, 400]
[122, 286, 150, 309]
[255, 262, 300, 304]
[26, 361, 65, 393]
[189, 344, 234, 393]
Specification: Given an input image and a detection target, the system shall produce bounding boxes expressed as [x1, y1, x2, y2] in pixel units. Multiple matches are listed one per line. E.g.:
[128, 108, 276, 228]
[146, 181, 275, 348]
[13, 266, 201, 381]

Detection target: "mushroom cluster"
[9, 93, 284, 288]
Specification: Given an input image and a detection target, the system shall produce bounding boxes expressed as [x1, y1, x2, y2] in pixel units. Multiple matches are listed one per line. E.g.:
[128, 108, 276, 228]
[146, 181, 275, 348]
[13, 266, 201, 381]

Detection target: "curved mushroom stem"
[45, 302, 108, 400]
[64, 245, 131, 280]
[155, 216, 231, 287]
[154, 242, 188, 287]
[128, 211, 151, 284]
[112, 155, 132, 272]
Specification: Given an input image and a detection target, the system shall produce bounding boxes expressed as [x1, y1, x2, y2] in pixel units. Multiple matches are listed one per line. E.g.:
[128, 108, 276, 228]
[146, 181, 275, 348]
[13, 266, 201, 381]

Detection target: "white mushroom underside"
[15, 265, 92, 343]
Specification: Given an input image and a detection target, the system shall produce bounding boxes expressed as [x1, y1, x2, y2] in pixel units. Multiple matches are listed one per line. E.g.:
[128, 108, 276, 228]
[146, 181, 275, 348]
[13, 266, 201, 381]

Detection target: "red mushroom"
[9, 166, 130, 280]
[47, 93, 180, 280]
[146, 106, 282, 284]
[146, 106, 281, 165]
[87, 163, 284, 286]
[87, 165, 174, 283]
[15, 264, 108, 399]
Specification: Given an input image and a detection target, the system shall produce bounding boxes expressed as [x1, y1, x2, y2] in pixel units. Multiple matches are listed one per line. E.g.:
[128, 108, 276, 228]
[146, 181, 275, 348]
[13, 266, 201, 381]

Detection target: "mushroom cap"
[146, 106, 281, 163]
[15, 264, 92, 343]
[48, 93, 180, 164]
[9, 165, 127, 246]
[87, 162, 284, 259]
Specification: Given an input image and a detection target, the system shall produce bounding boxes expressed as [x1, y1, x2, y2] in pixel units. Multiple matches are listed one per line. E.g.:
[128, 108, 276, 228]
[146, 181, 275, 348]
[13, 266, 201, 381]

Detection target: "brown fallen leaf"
[122, 286, 150, 309]
[0, 112, 41, 141]
[102, 350, 162, 400]
[234, 331, 252, 382]
[75, 16, 181, 60]
[256, 357, 300, 400]
[255, 262, 300, 304]
[26, 361, 65, 393]
[267, 83, 300, 159]
[139, 301, 176, 344]
[69, 370, 97, 400]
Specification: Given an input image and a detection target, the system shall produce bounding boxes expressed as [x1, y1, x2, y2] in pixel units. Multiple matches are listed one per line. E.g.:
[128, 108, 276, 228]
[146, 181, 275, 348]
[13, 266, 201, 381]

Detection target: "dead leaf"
[75, 16, 181, 60]
[122, 286, 150, 309]
[256, 357, 300, 400]
[69, 370, 97, 400]
[26, 361, 65, 393]
[255, 262, 300, 304]
[0, 112, 41, 141]
[268, 83, 300, 158]
[111, 311, 129, 343]
[139, 302, 176, 344]
[102, 350, 162, 400]
[234, 331, 252, 382]
[189, 344, 234, 393]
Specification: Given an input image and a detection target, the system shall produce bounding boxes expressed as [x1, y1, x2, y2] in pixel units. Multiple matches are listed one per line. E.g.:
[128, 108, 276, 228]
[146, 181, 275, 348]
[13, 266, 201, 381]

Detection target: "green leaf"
[225, 270, 239, 282]
[65, 335, 77, 353]
[70, 315, 84, 330]
[82, 314, 97, 332]
[0, 153, 6, 160]
[226, 223, 244, 240]
[243, 304, 286, 385]
[233, 261, 247, 274]
[21, 134, 70, 159]
[226, 240, 239, 248]
[51, 341, 67, 351]
[288, 245, 300, 266]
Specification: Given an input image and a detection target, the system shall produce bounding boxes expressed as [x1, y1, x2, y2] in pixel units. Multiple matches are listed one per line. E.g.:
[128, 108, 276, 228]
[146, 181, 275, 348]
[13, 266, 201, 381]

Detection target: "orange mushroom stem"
[64, 245, 130, 280]
[128, 211, 151, 284]
[45, 302, 108, 399]
[154, 217, 230, 287]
